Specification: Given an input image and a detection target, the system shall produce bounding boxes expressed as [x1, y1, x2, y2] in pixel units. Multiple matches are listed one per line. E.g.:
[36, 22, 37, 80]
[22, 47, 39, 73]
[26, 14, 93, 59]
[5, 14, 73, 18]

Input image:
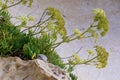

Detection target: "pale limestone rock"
[0, 57, 71, 80]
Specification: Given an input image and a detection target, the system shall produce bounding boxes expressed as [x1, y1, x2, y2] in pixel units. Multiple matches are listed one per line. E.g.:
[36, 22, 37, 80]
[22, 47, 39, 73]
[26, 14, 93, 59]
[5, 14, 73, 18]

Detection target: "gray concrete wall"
[9, 0, 120, 80]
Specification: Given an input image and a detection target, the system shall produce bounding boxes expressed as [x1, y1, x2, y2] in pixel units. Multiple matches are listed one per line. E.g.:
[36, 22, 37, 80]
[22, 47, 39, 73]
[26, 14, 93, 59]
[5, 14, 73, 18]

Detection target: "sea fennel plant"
[0, 1, 109, 80]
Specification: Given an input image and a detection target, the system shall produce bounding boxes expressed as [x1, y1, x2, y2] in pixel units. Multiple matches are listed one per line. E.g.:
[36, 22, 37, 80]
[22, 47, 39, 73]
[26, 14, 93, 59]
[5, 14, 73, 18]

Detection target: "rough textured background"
[8, 0, 120, 80]
[0, 57, 70, 80]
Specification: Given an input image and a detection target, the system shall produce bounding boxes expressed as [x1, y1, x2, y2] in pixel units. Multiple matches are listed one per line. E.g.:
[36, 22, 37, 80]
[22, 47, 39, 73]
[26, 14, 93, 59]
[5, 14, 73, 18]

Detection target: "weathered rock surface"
[0, 57, 71, 80]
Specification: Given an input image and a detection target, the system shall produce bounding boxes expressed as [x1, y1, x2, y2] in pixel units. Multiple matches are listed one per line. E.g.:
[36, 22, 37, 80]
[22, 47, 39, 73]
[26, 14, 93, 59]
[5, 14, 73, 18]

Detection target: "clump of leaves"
[0, 1, 109, 80]
[69, 73, 78, 80]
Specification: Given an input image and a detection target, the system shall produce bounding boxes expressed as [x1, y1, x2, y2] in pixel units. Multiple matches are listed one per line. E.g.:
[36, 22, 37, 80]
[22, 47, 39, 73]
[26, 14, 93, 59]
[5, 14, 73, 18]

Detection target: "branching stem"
[61, 47, 82, 59]
[0, 0, 22, 11]
[65, 55, 98, 65]
[53, 24, 94, 48]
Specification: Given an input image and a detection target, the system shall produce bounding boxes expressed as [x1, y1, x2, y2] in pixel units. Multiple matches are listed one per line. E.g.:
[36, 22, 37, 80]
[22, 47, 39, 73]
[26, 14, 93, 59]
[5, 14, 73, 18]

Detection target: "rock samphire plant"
[0, 0, 109, 80]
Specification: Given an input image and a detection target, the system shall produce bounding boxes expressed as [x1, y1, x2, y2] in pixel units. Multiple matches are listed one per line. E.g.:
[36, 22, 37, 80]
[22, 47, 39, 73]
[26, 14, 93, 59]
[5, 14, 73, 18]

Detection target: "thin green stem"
[82, 56, 98, 64]
[31, 26, 46, 36]
[53, 24, 94, 48]
[33, 10, 47, 32]
[61, 47, 82, 59]
[0, 0, 22, 11]
[22, 16, 51, 33]
[36, 10, 47, 26]
[52, 34, 75, 48]
[65, 55, 98, 65]
[69, 25, 93, 42]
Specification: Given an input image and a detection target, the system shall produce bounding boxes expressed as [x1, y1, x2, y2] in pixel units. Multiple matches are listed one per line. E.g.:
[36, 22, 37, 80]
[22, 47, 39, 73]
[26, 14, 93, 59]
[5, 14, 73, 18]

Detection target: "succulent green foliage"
[12, 33, 30, 52]
[0, 10, 65, 66]
[0, 12, 15, 54]
[23, 34, 65, 68]
[23, 34, 53, 59]
[69, 73, 78, 80]
[0, 1, 109, 80]
[0, 34, 12, 56]
[0, 10, 11, 25]
[47, 51, 65, 68]
[67, 65, 74, 73]
[95, 45, 109, 68]
[0, 11, 30, 56]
